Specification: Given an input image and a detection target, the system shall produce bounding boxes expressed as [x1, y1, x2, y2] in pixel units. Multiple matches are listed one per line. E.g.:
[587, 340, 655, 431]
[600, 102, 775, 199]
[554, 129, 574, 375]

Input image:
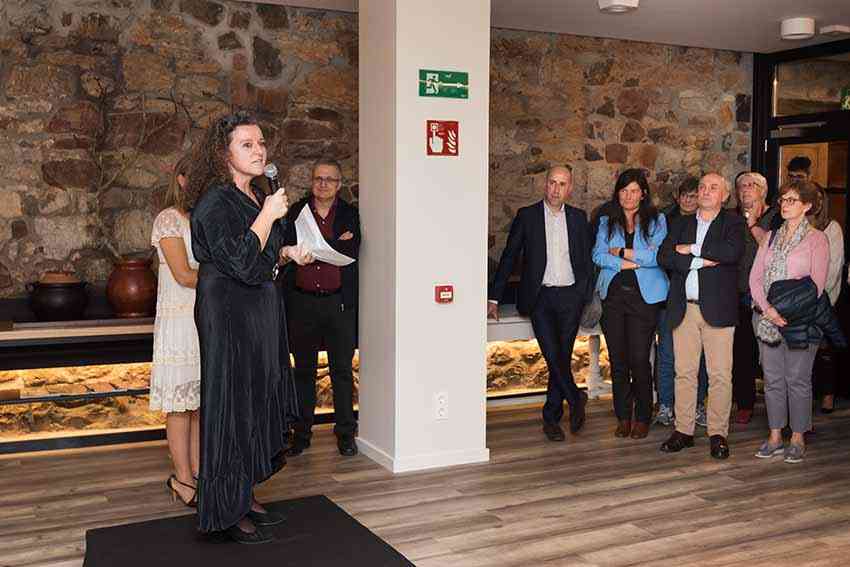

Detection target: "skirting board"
[357, 437, 490, 474]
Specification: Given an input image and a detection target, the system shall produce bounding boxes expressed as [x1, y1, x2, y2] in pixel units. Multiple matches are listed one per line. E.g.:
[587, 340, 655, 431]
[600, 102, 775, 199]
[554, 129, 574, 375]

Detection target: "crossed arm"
[592, 215, 667, 272]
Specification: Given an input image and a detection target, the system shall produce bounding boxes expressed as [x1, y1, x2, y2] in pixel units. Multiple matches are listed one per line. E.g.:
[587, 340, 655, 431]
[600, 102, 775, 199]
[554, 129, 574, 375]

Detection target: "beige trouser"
[672, 303, 735, 437]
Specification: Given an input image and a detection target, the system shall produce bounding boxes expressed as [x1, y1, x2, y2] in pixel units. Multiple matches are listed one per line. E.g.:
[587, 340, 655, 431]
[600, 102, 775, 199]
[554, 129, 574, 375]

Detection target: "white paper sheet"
[294, 206, 355, 267]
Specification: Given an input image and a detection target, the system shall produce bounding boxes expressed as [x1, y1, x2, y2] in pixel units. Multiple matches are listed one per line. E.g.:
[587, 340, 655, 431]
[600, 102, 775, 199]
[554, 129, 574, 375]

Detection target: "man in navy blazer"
[658, 172, 745, 460]
[488, 165, 593, 442]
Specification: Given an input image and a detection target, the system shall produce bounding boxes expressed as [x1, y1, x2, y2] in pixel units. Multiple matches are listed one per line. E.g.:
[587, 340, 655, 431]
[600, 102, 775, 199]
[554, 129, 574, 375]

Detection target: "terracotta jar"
[106, 258, 157, 318]
[26, 271, 89, 321]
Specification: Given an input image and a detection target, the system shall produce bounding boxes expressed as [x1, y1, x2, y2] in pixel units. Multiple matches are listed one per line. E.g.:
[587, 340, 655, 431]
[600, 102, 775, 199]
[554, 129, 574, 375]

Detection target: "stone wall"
[0, 0, 357, 297]
[488, 30, 753, 262]
[0, 3, 753, 297]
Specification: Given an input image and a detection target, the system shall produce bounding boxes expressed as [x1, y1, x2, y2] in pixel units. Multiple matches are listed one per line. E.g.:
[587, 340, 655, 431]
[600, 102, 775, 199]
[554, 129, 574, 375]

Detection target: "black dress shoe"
[660, 430, 694, 453]
[224, 524, 273, 545]
[543, 422, 566, 442]
[247, 508, 286, 527]
[337, 436, 358, 456]
[569, 392, 588, 434]
[286, 438, 310, 457]
[709, 435, 730, 459]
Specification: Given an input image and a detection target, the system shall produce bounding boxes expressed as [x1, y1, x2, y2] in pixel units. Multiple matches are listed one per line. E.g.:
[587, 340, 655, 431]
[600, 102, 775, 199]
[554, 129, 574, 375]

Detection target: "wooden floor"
[2, 399, 850, 567]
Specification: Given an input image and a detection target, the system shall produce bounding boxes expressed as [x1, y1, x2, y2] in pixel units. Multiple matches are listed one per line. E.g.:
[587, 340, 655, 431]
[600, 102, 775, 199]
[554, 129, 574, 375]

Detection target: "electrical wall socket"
[434, 391, 448, 421]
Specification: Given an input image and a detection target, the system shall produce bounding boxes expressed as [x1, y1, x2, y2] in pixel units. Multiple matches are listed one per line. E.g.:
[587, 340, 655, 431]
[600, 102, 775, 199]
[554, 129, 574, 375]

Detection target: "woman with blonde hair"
[732, 171, 779, 424]
[150, 153, 201, 506]
[808, 184, 844, 413]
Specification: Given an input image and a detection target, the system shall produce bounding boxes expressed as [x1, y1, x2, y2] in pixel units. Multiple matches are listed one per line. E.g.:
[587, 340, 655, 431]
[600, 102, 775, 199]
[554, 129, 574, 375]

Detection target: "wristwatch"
[619, 248, 626, 259]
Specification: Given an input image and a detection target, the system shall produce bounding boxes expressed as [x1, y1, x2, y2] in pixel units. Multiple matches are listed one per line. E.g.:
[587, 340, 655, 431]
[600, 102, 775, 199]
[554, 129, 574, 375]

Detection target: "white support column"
[358, 0, 491, 473]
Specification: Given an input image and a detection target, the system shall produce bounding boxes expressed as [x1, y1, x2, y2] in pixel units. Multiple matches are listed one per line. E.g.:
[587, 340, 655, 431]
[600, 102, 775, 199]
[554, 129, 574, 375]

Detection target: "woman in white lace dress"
[150, 154, 200, 507]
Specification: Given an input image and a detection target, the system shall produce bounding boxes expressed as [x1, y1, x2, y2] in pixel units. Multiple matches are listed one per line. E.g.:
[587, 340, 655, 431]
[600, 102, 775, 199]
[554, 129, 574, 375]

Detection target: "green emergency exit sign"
[419, 69, 469, 99]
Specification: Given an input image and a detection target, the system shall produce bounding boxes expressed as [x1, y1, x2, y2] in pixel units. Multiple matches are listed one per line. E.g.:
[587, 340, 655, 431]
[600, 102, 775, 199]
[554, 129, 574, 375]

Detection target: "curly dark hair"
[606, 168, 659, 242]
[184, 110, 260, 208]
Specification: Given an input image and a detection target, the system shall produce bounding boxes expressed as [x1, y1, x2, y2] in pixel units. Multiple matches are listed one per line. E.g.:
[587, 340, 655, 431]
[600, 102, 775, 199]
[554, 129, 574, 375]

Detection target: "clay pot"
[27, 272, 89, 321]
[106, 258, 157, 318]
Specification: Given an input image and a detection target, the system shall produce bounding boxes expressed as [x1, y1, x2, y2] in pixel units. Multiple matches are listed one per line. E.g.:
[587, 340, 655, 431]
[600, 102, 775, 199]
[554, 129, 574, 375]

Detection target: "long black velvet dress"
[191, 181, 298, 533]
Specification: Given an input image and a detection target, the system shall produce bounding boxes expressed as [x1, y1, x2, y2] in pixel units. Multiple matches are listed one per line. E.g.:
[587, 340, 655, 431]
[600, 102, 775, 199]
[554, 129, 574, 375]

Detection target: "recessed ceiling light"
[598, 0, 639, 14]
[781, 17, 816, 40]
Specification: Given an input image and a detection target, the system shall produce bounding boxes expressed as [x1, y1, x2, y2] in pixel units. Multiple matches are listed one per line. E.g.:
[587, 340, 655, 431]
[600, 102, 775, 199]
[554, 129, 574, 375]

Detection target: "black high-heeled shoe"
[247, 508, 286, 526]
[166, 475, 197, 508]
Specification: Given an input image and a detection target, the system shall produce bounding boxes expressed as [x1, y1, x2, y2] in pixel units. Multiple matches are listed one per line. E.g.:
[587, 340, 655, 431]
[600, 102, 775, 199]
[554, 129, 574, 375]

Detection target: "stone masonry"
[488, 30, 753, 263]
[0, 0, 358, 296]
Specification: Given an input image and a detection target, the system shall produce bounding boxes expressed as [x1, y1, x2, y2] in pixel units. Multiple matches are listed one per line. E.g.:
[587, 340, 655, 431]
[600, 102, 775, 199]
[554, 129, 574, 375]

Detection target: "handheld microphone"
[264, 162, 288, 281]
[263, 162, 288, 233]
[263, 163, 281, 192]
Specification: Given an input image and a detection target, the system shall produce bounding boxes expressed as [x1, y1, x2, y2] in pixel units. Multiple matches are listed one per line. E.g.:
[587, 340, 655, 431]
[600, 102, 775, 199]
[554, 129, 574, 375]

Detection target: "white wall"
[358, 0, 397, 459]
[358, 0, 491, 473]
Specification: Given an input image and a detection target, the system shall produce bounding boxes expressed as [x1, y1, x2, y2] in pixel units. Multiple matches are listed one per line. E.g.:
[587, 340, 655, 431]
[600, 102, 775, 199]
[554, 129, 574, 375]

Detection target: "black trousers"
[732, 298, 758, 411]
[530, 285, 584, 424]
[813, 344, 838, 398]
[287, 290, 357, 440]
[600, 285, 660, 424]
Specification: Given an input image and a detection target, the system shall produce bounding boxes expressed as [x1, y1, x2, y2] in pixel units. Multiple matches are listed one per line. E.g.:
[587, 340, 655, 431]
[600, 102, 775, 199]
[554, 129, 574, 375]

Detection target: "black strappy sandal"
[166, 474, 197, 508]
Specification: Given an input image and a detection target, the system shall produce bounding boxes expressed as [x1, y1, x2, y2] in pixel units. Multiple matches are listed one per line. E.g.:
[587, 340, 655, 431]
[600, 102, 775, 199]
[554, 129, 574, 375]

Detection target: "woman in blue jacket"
[594, 169, 669, 439]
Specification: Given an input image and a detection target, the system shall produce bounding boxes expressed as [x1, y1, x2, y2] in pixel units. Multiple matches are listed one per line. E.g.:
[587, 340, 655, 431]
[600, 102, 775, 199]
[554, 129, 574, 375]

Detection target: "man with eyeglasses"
[281, 157, 361, 457]
[656, 177, 709, 429]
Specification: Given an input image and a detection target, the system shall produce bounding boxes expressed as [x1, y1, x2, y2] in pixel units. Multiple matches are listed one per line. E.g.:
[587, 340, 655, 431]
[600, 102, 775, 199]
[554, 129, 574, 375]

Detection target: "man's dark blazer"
[489, 200, 593, 316]
[658, 207, 746, 329]
[283, 196, 360, 311]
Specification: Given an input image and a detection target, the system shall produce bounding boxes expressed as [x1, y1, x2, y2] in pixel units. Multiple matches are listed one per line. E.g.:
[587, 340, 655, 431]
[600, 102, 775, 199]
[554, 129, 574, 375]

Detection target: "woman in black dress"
[186, 111, 305, 544]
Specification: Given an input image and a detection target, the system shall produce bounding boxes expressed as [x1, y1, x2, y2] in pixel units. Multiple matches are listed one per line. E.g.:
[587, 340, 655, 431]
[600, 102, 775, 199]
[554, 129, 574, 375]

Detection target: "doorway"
[773, 140, 848, 232]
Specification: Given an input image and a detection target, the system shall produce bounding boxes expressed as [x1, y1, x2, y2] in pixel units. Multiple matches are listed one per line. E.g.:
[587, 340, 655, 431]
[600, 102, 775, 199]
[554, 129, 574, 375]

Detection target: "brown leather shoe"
[614, 420, 632, 438]
[630, 421, 650, 439]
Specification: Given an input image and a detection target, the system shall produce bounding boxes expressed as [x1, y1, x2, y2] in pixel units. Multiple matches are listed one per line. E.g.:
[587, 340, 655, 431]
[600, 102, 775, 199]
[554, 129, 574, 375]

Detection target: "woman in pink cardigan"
[749, 180, 829, 464]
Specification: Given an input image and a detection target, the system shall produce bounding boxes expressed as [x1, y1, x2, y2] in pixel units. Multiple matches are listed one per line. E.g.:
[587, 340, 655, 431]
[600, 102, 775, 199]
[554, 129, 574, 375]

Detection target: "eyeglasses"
[778, 196, 802, 206]
[313, 176, 341, 186]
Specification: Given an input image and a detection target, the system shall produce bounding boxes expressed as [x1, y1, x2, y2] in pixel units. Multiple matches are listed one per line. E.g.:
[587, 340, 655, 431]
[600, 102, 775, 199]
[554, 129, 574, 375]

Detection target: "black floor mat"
[83, 494, 414, 566]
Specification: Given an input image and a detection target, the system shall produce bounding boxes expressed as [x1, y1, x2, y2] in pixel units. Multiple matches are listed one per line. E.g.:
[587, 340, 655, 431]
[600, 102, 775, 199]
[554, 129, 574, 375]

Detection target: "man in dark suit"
[658, 172, 745, 459]
[488, 165, 593, 442]
[282, 157, 361, 457]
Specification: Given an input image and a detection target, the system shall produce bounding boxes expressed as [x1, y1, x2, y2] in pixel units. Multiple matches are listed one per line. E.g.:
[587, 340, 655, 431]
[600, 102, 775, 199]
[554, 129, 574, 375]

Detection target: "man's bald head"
[544, 165, 574, 209]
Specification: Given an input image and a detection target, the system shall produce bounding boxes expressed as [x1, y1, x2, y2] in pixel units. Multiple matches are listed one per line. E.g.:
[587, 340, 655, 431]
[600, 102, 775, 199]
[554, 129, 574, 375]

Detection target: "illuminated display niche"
[1, 340, 606, 440]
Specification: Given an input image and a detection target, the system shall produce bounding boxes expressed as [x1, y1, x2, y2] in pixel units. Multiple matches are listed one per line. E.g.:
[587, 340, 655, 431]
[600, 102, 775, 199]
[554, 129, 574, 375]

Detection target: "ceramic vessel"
[106, 258, 157, 318]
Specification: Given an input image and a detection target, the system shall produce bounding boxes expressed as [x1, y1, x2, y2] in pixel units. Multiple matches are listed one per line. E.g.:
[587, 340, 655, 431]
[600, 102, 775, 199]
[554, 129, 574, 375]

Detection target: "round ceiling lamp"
[781, 17, 816, 40]
[598, 0, 639, 14]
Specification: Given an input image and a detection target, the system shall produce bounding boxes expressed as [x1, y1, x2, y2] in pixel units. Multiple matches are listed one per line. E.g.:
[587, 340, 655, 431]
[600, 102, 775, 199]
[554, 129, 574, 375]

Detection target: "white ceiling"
[247, 0, 850, 53]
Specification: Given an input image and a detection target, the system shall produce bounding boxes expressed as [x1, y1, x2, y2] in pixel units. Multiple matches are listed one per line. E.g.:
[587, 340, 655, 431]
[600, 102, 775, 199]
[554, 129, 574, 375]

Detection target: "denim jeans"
[656, 308, 708, 407]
